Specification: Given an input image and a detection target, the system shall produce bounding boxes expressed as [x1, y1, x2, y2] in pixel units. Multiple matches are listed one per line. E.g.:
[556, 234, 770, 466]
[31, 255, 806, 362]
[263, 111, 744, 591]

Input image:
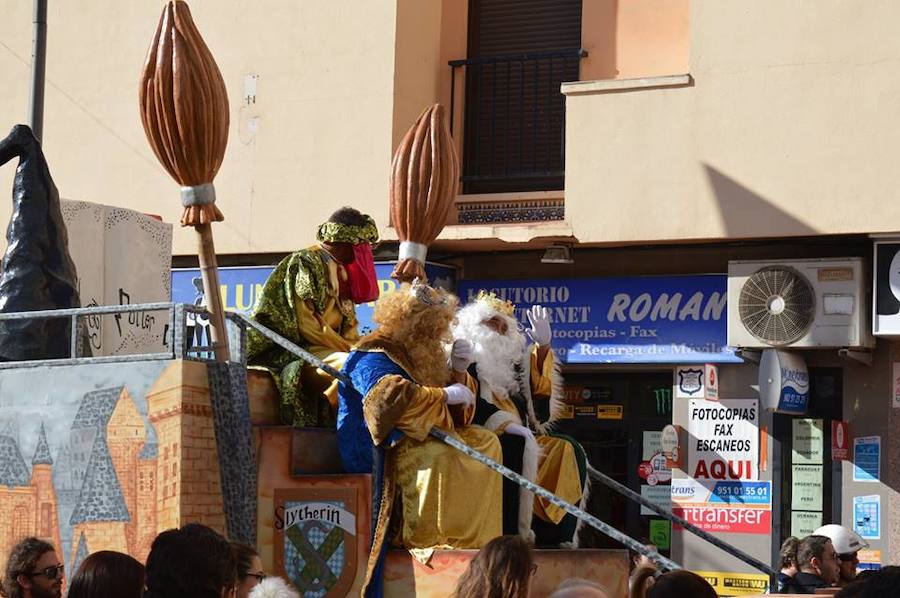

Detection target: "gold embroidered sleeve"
[530, 345, 555, 398]
[362, 375, 454, 444]
[294, 298, 354, 354]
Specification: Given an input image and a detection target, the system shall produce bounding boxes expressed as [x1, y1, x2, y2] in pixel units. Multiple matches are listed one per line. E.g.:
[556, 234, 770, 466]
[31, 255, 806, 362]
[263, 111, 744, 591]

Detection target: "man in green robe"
[247, 207, 379, 426]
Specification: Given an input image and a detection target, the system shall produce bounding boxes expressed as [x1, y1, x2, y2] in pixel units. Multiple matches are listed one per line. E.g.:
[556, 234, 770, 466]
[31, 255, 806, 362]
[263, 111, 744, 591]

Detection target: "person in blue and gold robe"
[337, 282, 503, 598]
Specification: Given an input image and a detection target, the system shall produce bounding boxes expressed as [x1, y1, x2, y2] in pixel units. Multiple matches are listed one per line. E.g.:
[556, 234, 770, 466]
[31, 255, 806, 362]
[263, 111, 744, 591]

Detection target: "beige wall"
[3, 1, 899, 260]
[581, 0, 689, 81]
[565, 0, 900, 245]
[0, 1, 399, 257]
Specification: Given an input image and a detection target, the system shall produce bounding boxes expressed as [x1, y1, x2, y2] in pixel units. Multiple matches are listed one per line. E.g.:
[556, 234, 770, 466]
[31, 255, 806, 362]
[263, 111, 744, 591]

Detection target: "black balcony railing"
[450, 47, 587, 194]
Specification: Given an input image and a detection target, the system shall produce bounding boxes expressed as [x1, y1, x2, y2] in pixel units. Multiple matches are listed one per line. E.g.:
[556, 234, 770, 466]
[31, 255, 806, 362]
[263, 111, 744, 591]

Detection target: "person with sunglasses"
[0, 537, 64, 598]
[231, 542, 265, 598]
[813, 524, 869, 587]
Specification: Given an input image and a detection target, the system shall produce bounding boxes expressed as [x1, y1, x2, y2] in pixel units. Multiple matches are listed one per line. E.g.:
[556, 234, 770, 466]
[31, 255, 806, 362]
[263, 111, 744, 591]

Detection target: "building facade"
[3, 0, 900, 584]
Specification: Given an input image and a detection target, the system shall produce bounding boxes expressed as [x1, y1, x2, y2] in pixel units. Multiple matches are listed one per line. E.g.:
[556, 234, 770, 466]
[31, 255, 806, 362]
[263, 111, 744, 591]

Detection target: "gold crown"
[476, 290, 515, 317]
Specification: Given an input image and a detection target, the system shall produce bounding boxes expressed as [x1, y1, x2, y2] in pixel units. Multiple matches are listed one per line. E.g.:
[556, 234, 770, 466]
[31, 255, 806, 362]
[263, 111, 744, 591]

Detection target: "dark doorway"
[555, 371, 673, 557]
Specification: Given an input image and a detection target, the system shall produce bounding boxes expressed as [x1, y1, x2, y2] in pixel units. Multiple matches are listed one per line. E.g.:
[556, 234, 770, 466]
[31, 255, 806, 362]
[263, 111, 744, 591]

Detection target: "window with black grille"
[458, 0, 583, 194]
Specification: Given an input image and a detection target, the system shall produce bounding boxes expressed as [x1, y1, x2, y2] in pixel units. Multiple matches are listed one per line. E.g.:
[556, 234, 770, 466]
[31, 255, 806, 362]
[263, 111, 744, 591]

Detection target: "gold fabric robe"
[354, 335, 503, 590]
[470, 347, 583, 525]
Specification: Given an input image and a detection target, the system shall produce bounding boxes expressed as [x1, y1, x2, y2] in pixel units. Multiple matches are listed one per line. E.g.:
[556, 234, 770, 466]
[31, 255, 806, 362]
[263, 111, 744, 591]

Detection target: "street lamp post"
[29, 0, 48, 143]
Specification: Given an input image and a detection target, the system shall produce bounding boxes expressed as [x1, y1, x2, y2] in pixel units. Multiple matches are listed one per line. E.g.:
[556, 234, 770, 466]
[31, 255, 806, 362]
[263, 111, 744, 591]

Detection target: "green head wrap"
[316, 215, 379, 245]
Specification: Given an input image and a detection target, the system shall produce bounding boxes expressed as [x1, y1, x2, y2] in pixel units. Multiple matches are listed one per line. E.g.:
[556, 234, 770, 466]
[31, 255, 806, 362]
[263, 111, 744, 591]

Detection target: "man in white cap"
[813, 524, 869, 587]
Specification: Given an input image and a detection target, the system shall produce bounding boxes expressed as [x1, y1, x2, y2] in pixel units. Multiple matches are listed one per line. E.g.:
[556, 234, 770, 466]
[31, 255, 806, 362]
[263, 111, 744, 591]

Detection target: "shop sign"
[574, 405, 597, 417]
[649, 520, 671, 550]
[790, 511, 822, 537]
[688, 399, 759, 481]
[853, 495, 881, 540]
[791, 419, 824, 464]
[557, 404, 575, 419]
[674, 364, 719, 400]
[660, 425, 679, 454]
[858, 549, 882, 571]
[791, 465, 823, 511]
[458, 275, 740, 364]
[643, 431, 662, 459]
[759, 349, 809, 414]
[640, 485, 672, 516]
[638, 451, 671, 486]
[172, 262, 456, 335]
[671, 479, 772, 534]
[693, 571, 769, 597]
[596, 404, 623, 420]
[853, 436, 881, 482]
[873, 241, 900, 336]
[832, 421, 850, 461]
[705, 364, 719, 400]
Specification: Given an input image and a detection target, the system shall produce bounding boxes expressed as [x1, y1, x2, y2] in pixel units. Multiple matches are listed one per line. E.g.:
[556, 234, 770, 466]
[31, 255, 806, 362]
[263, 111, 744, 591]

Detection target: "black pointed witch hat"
[0, 124, 83, 361]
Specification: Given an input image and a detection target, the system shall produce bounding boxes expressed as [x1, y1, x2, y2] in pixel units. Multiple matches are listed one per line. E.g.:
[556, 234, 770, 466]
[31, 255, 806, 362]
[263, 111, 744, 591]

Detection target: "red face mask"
[345, 243, 379, 304]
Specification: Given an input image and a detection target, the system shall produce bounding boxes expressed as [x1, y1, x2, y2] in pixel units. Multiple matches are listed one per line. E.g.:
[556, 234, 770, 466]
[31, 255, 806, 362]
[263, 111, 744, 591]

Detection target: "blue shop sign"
[458, 276, 740, 364]
[172, 262, 456, 335]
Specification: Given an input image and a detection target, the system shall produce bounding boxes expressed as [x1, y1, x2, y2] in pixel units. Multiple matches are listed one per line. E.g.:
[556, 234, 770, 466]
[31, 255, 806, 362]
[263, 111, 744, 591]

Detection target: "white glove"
[505, 423, 535, 441]
[526, 305, 552, 346]
[449, 339, 474, 372]
[443, 383, 474, 407]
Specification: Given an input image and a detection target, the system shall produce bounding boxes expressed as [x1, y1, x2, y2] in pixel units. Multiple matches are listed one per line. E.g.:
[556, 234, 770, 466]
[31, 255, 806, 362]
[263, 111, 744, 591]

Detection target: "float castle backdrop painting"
[0, 359, 219, 574]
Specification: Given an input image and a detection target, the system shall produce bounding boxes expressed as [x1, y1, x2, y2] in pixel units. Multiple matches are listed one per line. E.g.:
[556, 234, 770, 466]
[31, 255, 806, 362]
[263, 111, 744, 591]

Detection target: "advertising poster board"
[694, 571, 769, 596]
[791, 419, 824, 464]
[832, 421, 850, 461]
[671, 479, 772, 534]
[790, 511, 822, 537]
[853, 495, 881, 540]
[790, 465, 823, 511]
[853, 436, 881, 482]
[688, 399, 759, 481]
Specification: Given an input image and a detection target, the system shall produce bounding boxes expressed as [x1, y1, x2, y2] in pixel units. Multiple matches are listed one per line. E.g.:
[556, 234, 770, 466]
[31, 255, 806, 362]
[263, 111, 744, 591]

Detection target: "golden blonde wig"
[372, 283, 458, 386]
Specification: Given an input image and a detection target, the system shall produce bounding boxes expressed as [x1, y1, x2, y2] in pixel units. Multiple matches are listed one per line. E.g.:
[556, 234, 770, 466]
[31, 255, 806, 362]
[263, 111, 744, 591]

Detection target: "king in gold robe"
[247, 208, 379, 426]
[454, 293, 588, 546]
[337, 283, 502, 598]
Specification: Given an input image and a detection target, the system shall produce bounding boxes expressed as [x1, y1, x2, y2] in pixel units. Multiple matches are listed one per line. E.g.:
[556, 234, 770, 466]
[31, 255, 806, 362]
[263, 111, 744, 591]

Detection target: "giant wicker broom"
[390, 104, 459, 284]
[140, 0, 230, 361]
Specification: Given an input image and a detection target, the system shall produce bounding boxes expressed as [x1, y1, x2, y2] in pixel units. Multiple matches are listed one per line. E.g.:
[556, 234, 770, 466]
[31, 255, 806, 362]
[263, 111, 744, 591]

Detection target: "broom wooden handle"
[196, 223, 229, 362]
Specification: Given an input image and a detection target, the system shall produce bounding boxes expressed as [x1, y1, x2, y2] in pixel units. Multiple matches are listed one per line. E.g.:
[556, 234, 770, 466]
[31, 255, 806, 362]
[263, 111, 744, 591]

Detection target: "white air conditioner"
[727, 258, 873, 349]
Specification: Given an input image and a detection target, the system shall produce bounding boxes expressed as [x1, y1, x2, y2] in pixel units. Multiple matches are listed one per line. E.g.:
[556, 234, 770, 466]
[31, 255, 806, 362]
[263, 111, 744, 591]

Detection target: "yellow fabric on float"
[394, 426, 503, 551]
[533, 435, 582, 523]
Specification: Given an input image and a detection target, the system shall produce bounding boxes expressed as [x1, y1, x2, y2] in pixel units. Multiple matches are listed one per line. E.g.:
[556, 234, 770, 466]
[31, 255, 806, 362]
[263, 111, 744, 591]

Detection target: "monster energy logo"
[653, 388, 672, 415]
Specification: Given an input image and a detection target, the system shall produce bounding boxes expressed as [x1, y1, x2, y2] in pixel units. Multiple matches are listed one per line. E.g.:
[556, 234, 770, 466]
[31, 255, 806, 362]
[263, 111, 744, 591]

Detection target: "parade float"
[0, 2, 704, 596]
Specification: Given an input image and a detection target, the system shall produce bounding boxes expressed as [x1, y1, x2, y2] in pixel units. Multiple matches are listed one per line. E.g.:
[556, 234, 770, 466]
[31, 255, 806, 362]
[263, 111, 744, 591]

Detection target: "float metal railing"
[0, 303, 777, 578]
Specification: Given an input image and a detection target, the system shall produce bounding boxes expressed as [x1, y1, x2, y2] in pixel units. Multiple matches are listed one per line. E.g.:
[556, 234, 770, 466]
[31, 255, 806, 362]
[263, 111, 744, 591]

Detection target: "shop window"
[773, 368, 842, 558]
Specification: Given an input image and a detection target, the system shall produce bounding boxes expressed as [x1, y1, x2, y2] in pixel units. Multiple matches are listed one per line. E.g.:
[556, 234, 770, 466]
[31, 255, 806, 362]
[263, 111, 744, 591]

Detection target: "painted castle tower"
[146, 361, 225, 533]
[0, 424, 61, 574]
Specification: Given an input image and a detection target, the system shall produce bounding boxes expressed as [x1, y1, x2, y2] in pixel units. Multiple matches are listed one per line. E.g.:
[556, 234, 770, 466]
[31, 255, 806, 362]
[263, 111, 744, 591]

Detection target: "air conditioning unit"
[727, 258, 873, 349]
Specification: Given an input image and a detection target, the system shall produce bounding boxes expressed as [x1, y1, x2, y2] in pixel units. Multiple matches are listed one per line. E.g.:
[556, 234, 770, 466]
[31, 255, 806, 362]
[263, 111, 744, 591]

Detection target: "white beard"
[453, 303, 526, 398]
